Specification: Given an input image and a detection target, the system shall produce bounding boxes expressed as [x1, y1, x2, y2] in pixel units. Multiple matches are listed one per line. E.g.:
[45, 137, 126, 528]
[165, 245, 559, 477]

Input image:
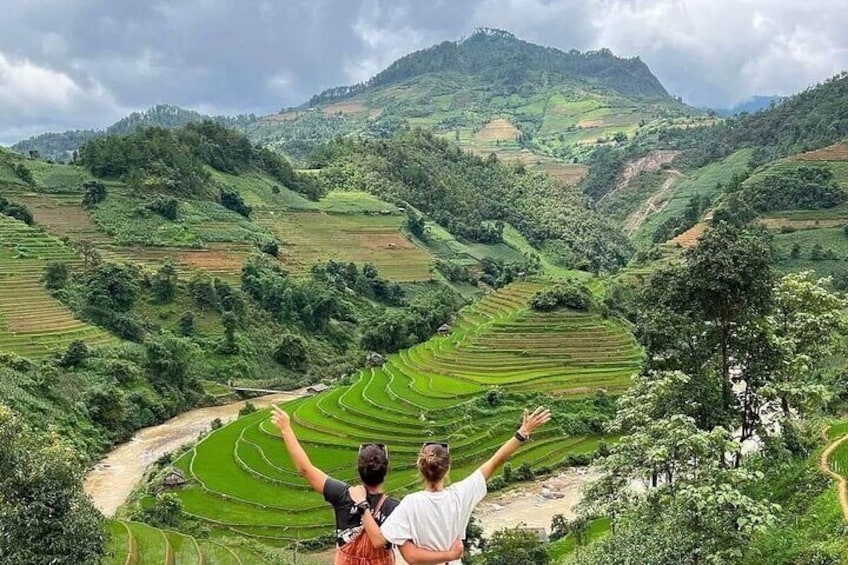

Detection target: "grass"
[0, 216, 117, 357]
[169, 282, 642, 542]
[547, 517, 611, 562]
[258, 211, 433, 281]
[634, 149, 754, 247]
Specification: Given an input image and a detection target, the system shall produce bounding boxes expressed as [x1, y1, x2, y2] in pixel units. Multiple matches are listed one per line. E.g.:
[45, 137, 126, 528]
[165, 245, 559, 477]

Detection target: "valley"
[2, 21, 848, 565]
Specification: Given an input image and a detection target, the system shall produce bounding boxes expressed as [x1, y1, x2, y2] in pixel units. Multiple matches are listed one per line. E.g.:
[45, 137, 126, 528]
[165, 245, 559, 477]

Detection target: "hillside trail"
[819, 429, 848, 521]
[597, 149, 680, 207]
[84, 389, 308, 517]
[624, 169, 683, 235]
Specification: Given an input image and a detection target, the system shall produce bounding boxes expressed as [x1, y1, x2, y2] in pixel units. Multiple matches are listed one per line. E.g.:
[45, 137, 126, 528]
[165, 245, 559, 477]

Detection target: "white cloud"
[0, 52, 124, 144]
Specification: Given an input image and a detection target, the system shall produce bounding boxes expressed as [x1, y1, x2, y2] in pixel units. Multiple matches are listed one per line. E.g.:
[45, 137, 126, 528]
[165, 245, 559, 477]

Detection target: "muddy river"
[84, 390, 306, 517]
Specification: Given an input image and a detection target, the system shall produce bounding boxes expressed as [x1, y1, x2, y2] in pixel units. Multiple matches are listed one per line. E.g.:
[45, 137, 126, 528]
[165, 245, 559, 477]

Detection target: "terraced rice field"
[0, 216, 116, 357]
[104, 521, 274, 564]
[258, 211, 433, 281]
[168, 282, 642, 543]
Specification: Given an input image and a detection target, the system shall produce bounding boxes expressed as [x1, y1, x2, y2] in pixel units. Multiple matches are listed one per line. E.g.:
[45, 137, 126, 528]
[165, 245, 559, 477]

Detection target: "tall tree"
[0, 405, 105, 565]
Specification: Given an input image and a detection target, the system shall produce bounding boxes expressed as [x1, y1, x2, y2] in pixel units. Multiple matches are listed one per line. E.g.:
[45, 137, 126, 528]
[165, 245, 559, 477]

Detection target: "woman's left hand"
[348, 484, 367, 504]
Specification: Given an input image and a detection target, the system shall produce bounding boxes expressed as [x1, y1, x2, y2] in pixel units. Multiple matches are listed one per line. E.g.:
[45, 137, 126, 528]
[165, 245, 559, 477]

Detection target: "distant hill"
[585, 71, 848, 258]
[15, 29, 700, 172]
[12, 104, 255, 162]
[711, 95, 785, 117]
[251, 28, 697, 164]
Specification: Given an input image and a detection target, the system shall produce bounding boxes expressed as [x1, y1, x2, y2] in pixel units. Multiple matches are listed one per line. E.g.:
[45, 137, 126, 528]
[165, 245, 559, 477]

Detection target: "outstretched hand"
[519, 406, 551, 437]
[348, 484, 367, 505]
[271, 406, 291, 432]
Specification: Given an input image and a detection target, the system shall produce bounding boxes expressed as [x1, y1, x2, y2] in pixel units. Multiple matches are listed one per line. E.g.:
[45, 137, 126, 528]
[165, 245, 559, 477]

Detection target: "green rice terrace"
[103, 520, 276, 565]
[0, 215, 116, 357]
[152, 282, 641, 544]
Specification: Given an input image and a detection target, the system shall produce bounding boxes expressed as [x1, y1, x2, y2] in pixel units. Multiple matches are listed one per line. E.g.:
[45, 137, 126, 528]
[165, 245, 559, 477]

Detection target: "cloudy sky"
[2, 0, 848, 145]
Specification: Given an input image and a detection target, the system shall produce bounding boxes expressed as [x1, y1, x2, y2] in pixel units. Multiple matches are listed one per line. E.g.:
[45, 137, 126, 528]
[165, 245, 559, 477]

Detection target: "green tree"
[0, 405, 106, 564]
[143, 493, 183, 528]
[85, 384, 127, 429]
[189, 273, 217, 310]
[44, 261, 69, 290]
[81, 180, 107, 208]
[789, 242, 801, 259]
[810, 243, 824, 260]
[177, 311, 195, 337]
[272, 333, 309, 369]
[144, 332, 197, 392]
[151, 261, 178, 303]
[85, 263, 139, 312]
[218, 311, 239, 355]
[482, 527, 549, 565]
[59, 340, 89, 368]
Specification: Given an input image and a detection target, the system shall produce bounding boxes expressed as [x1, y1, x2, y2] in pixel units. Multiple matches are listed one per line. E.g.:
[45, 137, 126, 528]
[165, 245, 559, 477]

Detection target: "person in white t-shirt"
[349, 407, 551, 565]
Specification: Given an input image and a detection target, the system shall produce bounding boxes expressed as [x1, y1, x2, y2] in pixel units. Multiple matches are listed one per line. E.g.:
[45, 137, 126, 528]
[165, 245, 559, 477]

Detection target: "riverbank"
[476, 467, 599, 536]
[84, 389, 307, 517]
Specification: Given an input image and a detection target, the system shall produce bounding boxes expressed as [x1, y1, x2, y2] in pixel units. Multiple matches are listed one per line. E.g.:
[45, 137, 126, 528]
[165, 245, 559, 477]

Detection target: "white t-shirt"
[381, 470, 488, 565]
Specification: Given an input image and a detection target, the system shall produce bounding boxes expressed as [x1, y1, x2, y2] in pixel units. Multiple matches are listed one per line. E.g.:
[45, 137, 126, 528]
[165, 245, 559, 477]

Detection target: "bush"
[210, 418, 223, 430]
[530, 282, 593, 312]
[272, 333, 309, 369]
[44, 262, 69, 290]
[258, 239, 279, 257]
[220, 188, 251, 218]
[0, 195, 34, 225]
[238, 401, 257, 417]
[81, 180, 107, 208]
[146, 196, 179, 220]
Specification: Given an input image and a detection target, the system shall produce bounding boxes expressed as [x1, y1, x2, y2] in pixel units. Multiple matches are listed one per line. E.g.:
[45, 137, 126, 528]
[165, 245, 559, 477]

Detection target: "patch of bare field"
[322, 100, 368, 115]
[576, 118, 606, 128]
[473, 118, 520, 143]
[671, 222, 709, 248]
[12, 194, 102, 239]
[760, 217, 848, 229]
[262, 111, 300, 123]
[789, 142, 848, 161]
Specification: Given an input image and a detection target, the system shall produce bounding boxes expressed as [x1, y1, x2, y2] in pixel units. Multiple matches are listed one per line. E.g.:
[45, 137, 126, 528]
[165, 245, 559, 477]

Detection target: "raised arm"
[272, 406, 327, 494]
[478, 407, 551, 480]
[349, 486, 463, 564]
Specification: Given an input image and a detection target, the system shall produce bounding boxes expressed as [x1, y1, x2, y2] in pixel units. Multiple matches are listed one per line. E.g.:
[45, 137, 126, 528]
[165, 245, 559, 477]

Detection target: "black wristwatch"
[515, 429, 530, 442]
[355, 500, 370, 515]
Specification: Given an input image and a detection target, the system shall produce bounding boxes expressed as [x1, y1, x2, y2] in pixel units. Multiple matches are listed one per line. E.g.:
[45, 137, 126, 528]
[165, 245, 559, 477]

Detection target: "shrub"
[146, 196, 179, 220]
[210, 418, 223, 430]
[59, 340, 89, 368]
[238, 401, 257, 417]
[220, 188, 251, 217]
[44, 262, 69, 290]
[530, 282, 593, 312]
[0, 195, 34, 225]
[258, 239, 279, 257]
[81, 180, 107, 208]
[273, 333, 309, 369]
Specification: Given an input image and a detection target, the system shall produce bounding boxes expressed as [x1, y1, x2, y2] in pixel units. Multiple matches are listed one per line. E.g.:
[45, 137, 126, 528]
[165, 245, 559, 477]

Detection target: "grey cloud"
[1, 0, 848, 144]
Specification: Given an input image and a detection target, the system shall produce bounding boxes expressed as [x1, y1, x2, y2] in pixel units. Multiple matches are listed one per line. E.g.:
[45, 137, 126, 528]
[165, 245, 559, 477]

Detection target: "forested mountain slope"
[13, 29, 701, 180]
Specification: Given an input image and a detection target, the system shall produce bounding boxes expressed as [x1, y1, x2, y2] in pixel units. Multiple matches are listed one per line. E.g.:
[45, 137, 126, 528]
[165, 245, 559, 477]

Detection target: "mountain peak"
[307, 29, 670, 108]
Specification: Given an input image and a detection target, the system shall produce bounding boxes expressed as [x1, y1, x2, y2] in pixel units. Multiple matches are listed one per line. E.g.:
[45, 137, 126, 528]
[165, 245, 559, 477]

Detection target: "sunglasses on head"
[422, 441, 449, 452]
[359, 443, 388, 457]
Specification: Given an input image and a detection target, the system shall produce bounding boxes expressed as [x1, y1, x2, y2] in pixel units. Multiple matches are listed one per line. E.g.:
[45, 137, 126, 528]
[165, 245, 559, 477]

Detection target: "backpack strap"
[370, 495, 388, 519]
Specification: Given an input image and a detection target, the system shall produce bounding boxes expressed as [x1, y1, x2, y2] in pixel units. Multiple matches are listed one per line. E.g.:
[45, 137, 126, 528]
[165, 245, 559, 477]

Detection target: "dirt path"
[84, 389, 308, 517]
[598, 150, 680, 207]
[624, 169, 683, 235]
[819, 431, 848, 521]
[475, 468, 599, 536]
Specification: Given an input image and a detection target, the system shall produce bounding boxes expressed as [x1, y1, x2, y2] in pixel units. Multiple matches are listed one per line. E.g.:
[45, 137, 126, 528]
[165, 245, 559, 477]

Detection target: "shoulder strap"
[370, 494, 388, 517]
